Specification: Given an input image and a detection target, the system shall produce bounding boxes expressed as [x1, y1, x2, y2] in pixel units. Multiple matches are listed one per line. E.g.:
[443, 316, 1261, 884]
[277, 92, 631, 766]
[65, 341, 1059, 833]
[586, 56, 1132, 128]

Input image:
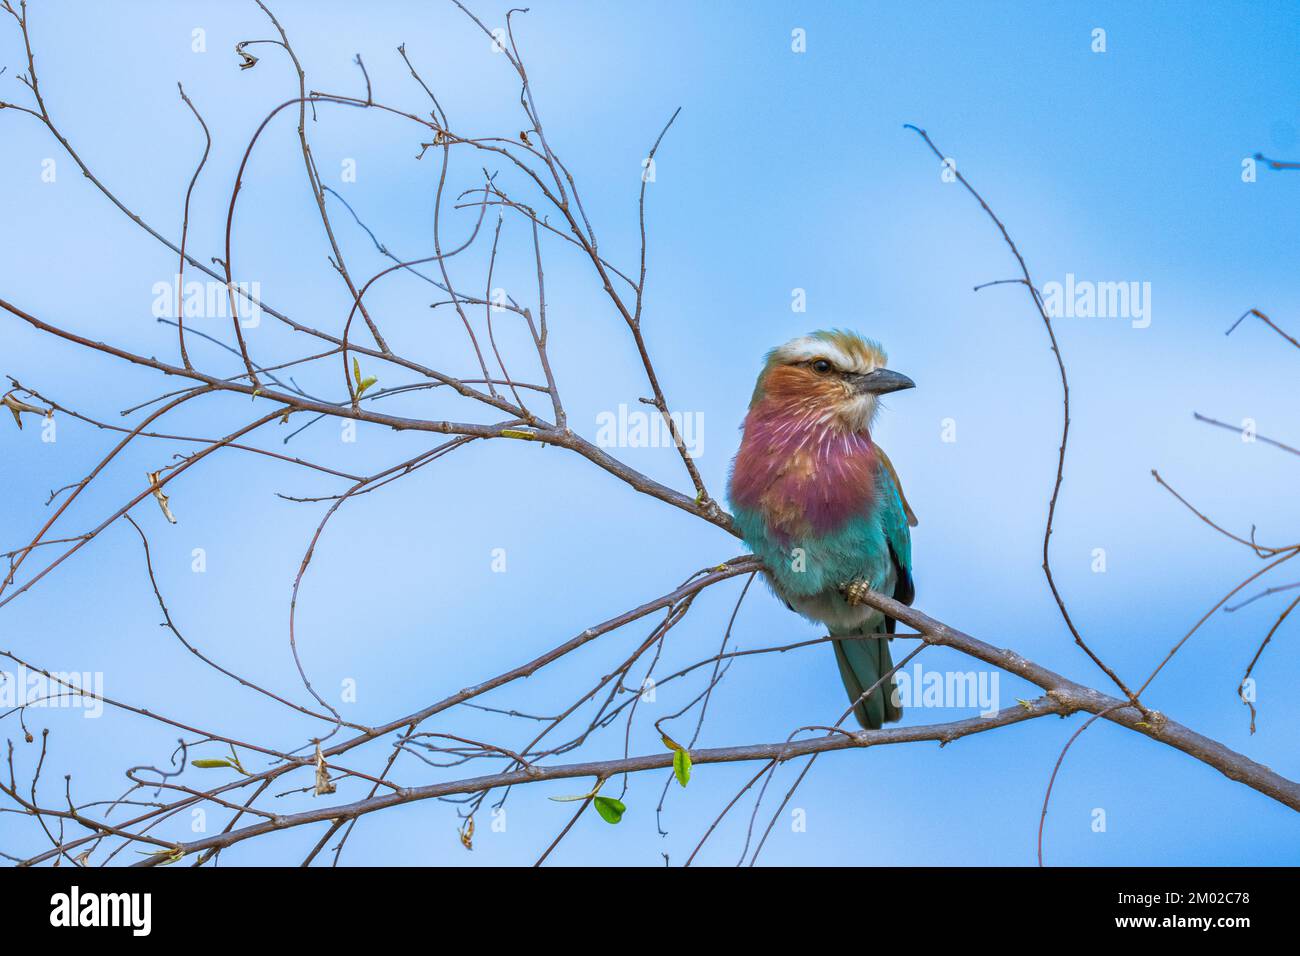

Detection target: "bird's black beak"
[853, 368, 915, 395]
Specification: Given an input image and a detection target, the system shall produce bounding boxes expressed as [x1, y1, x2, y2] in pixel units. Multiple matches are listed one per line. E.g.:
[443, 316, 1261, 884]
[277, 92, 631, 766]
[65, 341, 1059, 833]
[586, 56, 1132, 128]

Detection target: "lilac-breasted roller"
[727, 330, 917, 729]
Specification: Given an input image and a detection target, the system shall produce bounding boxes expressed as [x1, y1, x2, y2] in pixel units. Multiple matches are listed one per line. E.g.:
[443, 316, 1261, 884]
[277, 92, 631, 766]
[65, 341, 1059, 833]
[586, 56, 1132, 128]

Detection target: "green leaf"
[593, 796, 625, 824]
[352, 356, 362, 386]
[356, 376, 378, 398]
[673, 748, 692, 788]
[191, 759, 232, 769]
[136, 847, 184, 864]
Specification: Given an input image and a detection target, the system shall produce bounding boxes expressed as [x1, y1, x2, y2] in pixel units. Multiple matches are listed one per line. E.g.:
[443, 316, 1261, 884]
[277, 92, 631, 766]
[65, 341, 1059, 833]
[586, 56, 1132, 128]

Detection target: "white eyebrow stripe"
[771, 337, 878, 374]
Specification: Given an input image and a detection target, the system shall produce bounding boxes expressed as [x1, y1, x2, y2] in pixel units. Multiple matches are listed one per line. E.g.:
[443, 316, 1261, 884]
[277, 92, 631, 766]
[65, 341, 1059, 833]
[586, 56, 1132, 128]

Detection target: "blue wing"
[873, 451, 914, 611]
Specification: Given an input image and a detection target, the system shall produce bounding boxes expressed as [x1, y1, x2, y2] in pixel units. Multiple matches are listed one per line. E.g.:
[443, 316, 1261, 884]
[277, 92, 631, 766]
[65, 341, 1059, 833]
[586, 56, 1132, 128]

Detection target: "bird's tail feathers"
[831, 623, 902, 730]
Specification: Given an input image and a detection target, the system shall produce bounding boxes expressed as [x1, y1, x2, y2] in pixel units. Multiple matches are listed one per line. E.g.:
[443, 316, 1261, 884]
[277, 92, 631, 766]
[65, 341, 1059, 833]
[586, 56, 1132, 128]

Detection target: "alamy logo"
[890, 662, 1000, 717]
[0, 667, 103, 718]
[595, 403, 704, 457]
[1040, 273, 1152, 328]
[150, 276, 263, 328]
[49, 886, 151, 936]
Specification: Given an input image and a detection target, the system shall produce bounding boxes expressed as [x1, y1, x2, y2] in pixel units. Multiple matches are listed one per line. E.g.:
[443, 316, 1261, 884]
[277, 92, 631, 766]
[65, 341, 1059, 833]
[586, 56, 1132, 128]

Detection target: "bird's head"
[749, 330, 914, 433]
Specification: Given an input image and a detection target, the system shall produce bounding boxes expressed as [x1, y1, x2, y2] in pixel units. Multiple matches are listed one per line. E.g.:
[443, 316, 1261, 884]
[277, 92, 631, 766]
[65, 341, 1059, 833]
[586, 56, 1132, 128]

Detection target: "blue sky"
[1, 0, 1298, 865]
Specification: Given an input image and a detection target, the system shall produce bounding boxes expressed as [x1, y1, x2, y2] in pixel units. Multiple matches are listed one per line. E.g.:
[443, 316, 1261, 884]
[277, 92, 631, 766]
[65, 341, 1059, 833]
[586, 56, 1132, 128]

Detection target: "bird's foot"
[840, 579, 872, 606]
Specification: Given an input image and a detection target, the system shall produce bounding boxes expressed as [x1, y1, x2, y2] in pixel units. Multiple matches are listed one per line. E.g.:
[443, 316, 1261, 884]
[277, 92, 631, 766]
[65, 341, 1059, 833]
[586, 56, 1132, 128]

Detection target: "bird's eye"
[811, 359, 833, 374]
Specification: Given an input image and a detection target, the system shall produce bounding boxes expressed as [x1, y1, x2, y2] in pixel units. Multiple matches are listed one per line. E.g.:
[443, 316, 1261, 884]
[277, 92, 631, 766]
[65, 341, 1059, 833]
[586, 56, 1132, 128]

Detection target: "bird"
[727, 330, 917, 729]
